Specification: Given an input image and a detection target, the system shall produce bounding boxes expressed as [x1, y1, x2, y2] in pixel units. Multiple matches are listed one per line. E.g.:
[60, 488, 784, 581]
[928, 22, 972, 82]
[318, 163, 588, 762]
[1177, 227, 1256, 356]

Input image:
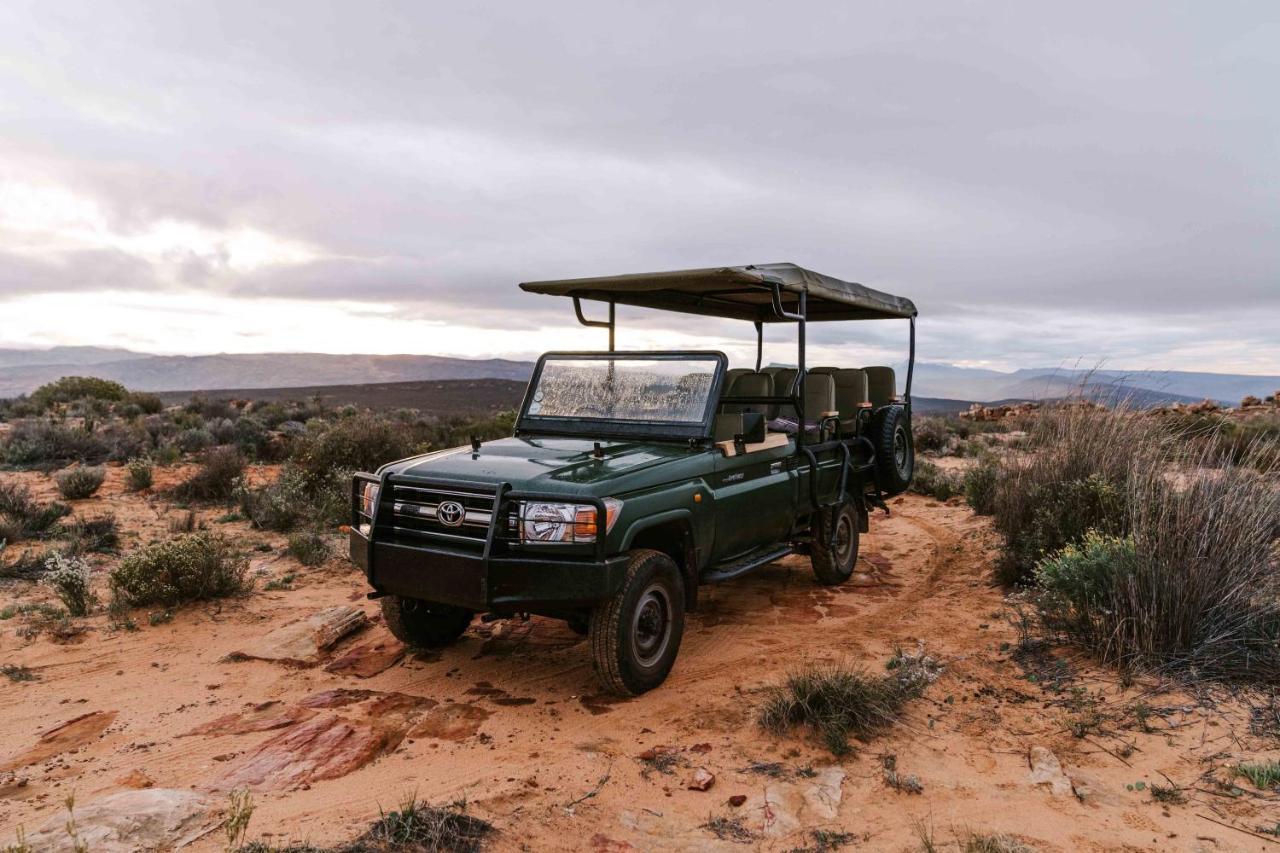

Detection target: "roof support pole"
[905, 315, 916, 414]
[797, 289, 807, 449]
[754, 321, 763, 371]
[572, 296, 616, 351]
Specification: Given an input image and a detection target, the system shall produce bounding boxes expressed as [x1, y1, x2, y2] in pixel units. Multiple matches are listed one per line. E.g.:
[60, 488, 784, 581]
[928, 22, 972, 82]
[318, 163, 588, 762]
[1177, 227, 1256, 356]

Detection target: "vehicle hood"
[379, 436, 702, 495]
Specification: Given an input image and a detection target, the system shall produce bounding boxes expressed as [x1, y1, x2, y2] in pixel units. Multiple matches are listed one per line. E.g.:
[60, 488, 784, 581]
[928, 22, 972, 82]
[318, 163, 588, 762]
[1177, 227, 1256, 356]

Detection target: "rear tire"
[870, 405, 913, 496]
[381, 596, 473, 647]
[589, 549, 685, 696]
[811, 502, 860, 585]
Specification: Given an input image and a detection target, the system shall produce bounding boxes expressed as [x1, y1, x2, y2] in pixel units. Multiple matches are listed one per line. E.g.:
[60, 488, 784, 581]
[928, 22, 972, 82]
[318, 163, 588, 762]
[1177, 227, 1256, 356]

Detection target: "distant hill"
[157, 377, 528, 416]
[0, 346, 1275, 405]
[0, 350, 532, 398]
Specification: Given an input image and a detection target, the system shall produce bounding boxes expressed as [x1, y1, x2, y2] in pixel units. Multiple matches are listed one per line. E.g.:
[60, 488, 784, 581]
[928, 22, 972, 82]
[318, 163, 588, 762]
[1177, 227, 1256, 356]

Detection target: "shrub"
[126, 459, 154, 491]
[2, 419, 110, 467]
[175, 427, 215, 454]
[30, 376, 128, 410]
[103, 421, 151, 462]
[63, 514, 120, 554]
[55, 466, 106, 500]
[290, 414, 425, 488]
[109, 532, 251, 608]
[910, 460, 961, 501]
[759, 652, 939, 755]
[171, 447, 245, 502]
[286, 530, 331, 566]
[1033, 455, 1280, 681]
[989, 405, 1160, 585]
[42, 553, 96, 616]
[127, 392, 164, 415]
[912, 417, 950, 453]
[0, 482, 70, 543]
[963, 454, 999, 515]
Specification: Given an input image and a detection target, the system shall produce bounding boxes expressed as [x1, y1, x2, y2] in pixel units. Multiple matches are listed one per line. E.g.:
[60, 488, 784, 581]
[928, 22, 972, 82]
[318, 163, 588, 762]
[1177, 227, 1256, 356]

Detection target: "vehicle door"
[709, 439, 797, 559]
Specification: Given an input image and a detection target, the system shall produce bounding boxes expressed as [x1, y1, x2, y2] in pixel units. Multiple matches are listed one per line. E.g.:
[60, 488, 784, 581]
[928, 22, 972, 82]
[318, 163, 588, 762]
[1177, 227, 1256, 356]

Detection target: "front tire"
[381, 596, 473, 647]
[811, 502, 861, 585]
[589, 549, 685, 696]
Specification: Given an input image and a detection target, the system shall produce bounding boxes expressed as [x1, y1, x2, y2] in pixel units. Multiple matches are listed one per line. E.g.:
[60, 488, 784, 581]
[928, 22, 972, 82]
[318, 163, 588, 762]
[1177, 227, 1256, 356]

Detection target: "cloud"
[0, 1, 1275, 371]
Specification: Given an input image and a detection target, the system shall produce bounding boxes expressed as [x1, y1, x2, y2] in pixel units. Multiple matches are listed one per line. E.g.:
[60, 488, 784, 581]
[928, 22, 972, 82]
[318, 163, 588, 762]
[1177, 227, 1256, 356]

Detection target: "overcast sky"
[0, 1, 1276, 372]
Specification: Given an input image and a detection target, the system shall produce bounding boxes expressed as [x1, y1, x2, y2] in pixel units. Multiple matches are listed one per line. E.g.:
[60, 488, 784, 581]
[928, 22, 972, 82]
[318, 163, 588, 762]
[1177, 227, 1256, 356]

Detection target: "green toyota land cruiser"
[349, 263, 917, 695]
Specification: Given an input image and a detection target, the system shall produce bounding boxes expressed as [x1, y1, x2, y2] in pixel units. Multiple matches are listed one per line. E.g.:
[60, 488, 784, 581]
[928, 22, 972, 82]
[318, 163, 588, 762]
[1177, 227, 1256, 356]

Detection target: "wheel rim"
[631, 583, 673, 668]
[894, 426, 910, 474]
[834, 513, 854, 566]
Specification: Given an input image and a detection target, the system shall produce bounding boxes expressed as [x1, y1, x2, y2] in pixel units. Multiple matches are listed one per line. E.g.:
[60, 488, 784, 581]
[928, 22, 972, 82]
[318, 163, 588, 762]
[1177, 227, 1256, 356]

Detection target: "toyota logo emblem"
[436, 500, 466, 528]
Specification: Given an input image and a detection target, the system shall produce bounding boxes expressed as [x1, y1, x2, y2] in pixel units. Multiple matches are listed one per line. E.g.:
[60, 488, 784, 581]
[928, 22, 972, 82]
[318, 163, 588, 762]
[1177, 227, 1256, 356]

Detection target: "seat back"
[809, 367, 870, 419]
[863, 366, 897, 407]
[722, 371, 773, 417]
[723, 367, 751, 393]
[803, 371, 837, 422]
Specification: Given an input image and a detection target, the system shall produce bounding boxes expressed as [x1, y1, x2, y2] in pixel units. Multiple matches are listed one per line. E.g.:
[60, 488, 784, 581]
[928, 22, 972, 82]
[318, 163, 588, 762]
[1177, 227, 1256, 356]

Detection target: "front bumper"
[349, 527, 630, 612]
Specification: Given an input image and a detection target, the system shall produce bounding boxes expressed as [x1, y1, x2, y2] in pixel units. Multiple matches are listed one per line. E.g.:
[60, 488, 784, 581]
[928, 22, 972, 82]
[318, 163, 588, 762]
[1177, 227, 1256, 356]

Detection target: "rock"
[801, 766, 845, 819]
[1027, 746, 1073, 797]
[323, 634, 407, 678]
[208, 691, 432, 790]
[228, 606, 367, 666]
[1066, 770, 1122, 806]
[687, 767, 715, 791]
[298, 688, 378, 708]
[0, 710, 117, 772]
[24, 789, 211, 852]
[408, 703, 490, 742]
[208, 714, 390, 790]
[738, 766, 845, 837]
[115, 769, 154, 789]
[728, 794, 747, 807]
[182, 701, 315, 737]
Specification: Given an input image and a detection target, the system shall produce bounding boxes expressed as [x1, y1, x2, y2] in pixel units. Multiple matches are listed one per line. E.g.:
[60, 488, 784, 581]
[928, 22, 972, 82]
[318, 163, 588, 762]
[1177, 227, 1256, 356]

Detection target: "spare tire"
[869, 405, 913, 496]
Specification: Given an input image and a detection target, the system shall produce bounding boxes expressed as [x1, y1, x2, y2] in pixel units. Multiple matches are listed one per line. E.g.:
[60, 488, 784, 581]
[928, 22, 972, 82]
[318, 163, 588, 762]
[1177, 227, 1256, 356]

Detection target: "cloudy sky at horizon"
[1, 1, 1277, 373]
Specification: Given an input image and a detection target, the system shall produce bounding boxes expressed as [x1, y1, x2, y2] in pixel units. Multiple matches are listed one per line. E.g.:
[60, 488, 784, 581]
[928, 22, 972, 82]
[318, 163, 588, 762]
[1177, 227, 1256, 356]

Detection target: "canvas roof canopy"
[519, 263, 916, 323]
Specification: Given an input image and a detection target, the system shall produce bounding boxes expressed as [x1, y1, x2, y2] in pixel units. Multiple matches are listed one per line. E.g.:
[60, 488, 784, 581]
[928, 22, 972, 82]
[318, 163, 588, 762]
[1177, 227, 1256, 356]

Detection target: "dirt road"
[1, 480, 1276, 851]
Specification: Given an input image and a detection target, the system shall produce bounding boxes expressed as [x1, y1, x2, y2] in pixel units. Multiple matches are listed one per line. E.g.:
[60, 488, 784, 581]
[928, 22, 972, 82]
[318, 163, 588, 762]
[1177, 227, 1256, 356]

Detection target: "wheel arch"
[620, 511, 698, 611]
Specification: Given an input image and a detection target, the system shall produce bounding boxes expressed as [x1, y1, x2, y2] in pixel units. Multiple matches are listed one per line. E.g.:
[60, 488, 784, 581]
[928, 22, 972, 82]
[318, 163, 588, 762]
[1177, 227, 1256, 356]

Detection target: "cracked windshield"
[526, 356, 718, 423]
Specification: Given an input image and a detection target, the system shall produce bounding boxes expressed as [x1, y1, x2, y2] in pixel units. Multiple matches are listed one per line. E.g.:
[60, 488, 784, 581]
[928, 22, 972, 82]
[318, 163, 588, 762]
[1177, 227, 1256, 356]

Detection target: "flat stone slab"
[0, 710, 117, 772]
[229, 606, 367, 666]
[25, 789, 212, 852]
[323, 631, 406, 678]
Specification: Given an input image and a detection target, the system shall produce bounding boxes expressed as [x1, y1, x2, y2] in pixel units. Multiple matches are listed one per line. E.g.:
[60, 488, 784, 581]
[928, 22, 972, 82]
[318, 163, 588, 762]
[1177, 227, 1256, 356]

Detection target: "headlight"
[518, 498, 621, 544]
[359, 482, 380, 518]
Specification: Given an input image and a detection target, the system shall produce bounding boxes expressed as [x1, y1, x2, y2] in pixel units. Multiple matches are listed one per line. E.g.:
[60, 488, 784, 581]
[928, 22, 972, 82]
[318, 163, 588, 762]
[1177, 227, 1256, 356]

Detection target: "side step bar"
[700, 544, 794, 584]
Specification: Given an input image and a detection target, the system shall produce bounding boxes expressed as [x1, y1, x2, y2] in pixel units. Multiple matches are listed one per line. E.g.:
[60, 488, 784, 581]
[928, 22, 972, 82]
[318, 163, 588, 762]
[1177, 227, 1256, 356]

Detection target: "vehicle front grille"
[388, 481, 496, 549]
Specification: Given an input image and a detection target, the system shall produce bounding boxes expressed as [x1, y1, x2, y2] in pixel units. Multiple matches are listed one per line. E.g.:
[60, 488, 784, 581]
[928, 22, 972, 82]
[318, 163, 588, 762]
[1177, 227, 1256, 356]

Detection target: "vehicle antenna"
[470, 435, 482, 453]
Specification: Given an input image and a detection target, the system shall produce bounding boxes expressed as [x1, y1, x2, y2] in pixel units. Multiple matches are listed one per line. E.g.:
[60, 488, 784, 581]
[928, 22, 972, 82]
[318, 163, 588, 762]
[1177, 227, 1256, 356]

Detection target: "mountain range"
[0, 346, 1276, 405]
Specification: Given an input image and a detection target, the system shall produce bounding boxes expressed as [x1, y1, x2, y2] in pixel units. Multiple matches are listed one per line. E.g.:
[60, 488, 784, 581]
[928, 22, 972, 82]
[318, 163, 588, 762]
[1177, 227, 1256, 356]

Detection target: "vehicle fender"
[619, 509, 699, 611]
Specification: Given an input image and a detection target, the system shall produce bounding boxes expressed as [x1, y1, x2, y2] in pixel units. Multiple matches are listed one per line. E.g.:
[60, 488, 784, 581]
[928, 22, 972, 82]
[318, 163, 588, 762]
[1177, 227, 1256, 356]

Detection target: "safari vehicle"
[349, 264, 917, 695]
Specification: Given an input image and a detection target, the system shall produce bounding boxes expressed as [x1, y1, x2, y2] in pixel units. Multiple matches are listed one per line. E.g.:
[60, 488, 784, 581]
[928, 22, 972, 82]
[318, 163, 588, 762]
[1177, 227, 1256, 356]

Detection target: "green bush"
[290, 413, 425, 489]
[43, 552, 96, 616]
[30, 376, 128, 410]
[55, 466, 106, 500]
[910, 460, 961, 500]
[286, 529, 332, 566]
[126, 459, 154, 491]
[963, 455, 999, 515]
[990, 405, 1155, 585]
[109, 532, 251, 608]
[760, 652, 940, 755]
[2, 419, 110, 467]
[175, 427, 215, 454]
[127, 392, 164, 415]
[171, 447, 245, 502]
[1031, 455, 1280, 681]
[0, 482, 70, 543]
[63, 514, 120, 554]
[912, 417, 950, 453]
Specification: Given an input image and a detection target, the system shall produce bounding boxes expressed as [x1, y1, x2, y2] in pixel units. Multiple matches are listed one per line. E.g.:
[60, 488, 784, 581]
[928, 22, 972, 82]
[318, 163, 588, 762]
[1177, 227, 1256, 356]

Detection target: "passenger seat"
[721, 371, 773, 417]
[863, 366, 898, 408]
[810, 367, 869, 433]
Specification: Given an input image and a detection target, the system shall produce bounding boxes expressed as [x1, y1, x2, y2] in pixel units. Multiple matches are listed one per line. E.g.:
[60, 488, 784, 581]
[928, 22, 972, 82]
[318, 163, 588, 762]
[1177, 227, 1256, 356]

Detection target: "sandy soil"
[2, 465, 1278, 851]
